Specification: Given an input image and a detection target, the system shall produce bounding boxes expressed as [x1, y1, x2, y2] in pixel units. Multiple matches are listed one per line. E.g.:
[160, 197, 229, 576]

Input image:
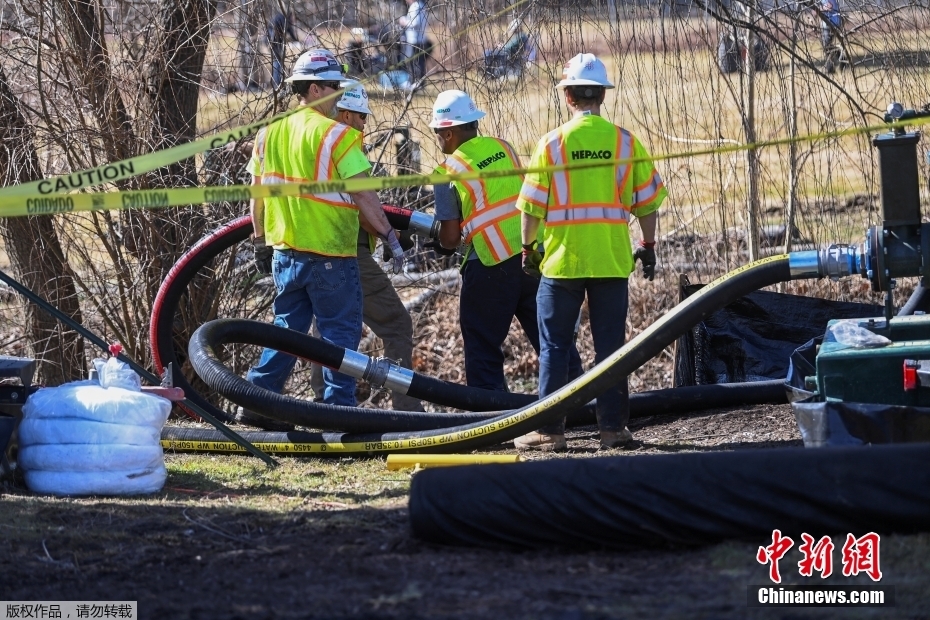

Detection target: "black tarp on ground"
[409, 443, 930, 550]
[793, 400, 930, 446]
[674, 282, 881, 386]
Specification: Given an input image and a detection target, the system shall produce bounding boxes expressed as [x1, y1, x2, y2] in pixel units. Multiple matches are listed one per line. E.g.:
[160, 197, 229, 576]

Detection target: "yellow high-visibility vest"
[517, 114, 666, 278]
[251, 107, 371, 256]
[436, 136, 524, 266]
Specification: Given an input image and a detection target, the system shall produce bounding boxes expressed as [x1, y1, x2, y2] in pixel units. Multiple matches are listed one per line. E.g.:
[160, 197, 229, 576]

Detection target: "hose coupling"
[818, 244, 858, 280]
[409, 211, 438, 239]
[788, 245, 858, 280]
[350, 355, 415, 395]
[788, 250, 820, 279]
[363, 356, 393, 388]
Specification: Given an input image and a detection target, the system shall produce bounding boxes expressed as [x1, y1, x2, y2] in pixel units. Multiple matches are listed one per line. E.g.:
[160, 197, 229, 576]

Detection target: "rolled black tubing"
[189, 318, 496, 433]
[187, 257, 792, 451]
[155, 216, 790, 432]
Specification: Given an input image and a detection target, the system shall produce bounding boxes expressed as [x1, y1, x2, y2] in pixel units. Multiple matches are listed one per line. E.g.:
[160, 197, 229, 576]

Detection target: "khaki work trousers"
[311, 242, 424, 411]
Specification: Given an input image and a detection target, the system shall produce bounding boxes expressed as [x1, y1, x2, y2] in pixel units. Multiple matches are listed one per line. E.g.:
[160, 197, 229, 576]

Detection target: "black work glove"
[424, 239, 457, 257]
[633, 242, 657, 281]
[253, 236, 273, 275]
[522, 242, 543, 278]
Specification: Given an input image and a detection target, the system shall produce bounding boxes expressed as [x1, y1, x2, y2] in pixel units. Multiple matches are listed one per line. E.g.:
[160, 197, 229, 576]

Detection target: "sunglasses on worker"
[318, 81, 342, 91]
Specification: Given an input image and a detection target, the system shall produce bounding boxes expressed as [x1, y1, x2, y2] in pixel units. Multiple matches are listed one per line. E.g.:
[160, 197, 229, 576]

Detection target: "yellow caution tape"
[0, 0, 532, 202]
[0, 115, 281, 199]
[2, 115, 927, 219]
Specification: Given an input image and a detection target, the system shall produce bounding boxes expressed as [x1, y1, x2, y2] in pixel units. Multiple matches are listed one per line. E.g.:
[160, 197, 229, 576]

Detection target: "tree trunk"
[0, 68, 86, 385]
[56, 0, 136, 166]
[132, 0, 217, 290]
[147, 0, 218, 189]
[139, 0, 221, 373]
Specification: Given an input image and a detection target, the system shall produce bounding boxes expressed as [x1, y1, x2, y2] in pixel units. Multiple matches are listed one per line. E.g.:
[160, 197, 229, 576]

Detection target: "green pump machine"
[785, 103, 930, 445]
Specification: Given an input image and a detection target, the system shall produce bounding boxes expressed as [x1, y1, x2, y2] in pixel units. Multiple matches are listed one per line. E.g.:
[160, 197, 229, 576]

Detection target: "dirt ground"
[3, 403, 928, 619]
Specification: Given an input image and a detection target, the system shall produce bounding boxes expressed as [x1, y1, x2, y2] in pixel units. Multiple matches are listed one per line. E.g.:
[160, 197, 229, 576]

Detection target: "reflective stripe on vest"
[543, 125, 635, 227]
[440, 137, 523, 266]
[633, 169, 664, 208]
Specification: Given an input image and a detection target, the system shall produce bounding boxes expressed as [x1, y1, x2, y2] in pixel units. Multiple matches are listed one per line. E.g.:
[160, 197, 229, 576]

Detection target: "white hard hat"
[285, 49, 346, 82]
[555, 53, 615, 89]
[428, 90, 486, 128]
[336, 81, 372, 115]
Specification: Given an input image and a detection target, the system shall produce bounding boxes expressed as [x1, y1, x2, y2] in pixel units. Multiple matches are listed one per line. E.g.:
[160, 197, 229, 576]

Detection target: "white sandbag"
[18, 444, 164, 473]
[23, 465, 167, 496]
[18, 418, 160, 447]
[22, 382, 171, 427]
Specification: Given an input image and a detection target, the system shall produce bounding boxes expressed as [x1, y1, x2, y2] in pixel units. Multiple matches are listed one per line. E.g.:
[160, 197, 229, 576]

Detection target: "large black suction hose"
[161, 376, 789, 453]
[184, 255, 796, 455]
[192, 318, 787, 423]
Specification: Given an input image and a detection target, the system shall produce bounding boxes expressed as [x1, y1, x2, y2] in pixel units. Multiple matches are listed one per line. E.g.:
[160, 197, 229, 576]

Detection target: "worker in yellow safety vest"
[240, 49, 408, 430]
[514, 53, 667, 451]
[430, 89, 568, 391]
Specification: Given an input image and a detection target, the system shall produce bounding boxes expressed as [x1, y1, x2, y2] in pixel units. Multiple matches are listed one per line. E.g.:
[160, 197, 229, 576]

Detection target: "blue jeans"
[537, 277, 629, 434]
[460, 255, 582, 391]
[246, 250, 363, 406]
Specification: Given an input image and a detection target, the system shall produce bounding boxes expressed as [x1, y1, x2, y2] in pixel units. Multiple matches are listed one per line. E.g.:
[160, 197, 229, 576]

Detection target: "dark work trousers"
[537, 276, 629, 435]
[460, 254, 542, 391]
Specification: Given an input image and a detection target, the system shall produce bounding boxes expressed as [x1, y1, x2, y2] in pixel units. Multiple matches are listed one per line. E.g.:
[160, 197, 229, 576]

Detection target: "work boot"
[234, 406, 295, 432]
[599, 427, 634, 450]
[513, 431, 567, 452]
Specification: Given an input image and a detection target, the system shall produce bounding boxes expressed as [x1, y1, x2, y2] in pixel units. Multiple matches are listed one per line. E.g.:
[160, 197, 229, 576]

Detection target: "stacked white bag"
[18, 356, 171, 496]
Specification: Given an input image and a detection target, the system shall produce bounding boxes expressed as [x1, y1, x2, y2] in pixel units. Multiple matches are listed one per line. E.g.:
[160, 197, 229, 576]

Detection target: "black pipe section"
[189, 318, 496, 433]
[186, 257, 793, 451]
[161, 378, 789, 454]
[898, 283, 930, 316]
[382, 204, 412, 230]
[159, 380, 787, 449]
[409, 442, 930, 550]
